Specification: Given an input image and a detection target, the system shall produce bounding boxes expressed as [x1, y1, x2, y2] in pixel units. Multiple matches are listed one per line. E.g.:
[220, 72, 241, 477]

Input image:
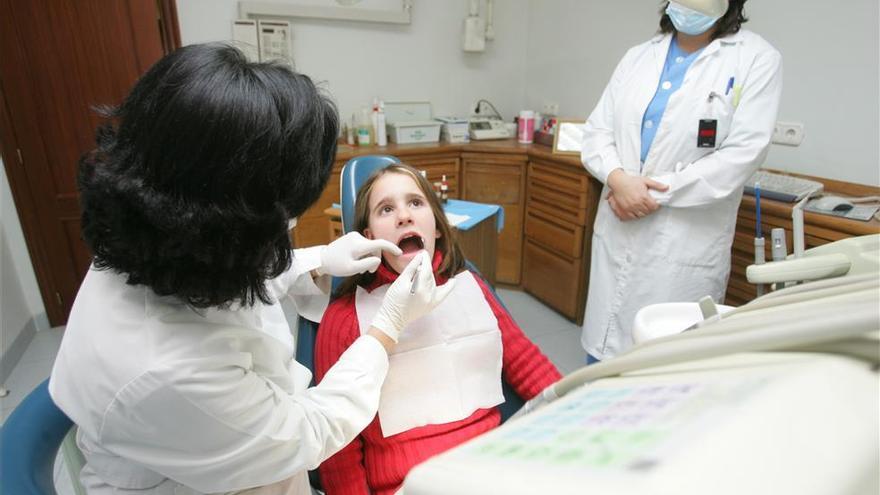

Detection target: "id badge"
[698, 119, 717, 148]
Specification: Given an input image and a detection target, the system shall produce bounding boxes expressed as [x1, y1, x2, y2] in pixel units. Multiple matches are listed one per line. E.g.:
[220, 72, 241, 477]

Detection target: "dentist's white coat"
[581, 30, 782, 359]
[49, 246, 389, 495]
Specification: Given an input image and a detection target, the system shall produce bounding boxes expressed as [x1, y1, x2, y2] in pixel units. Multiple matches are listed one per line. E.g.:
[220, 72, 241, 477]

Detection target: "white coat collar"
[650, 29, 745, 69]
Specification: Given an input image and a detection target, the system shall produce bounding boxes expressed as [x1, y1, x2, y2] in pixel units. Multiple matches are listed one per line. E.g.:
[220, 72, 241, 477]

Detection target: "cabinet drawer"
[525, 209, 583, 258]
[522, 239, 583, 320]
[528, 160, 591, 225]
[463, 162, 524, 204]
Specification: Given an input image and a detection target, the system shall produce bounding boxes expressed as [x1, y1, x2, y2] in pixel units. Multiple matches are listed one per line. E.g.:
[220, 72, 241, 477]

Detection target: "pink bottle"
[517, 110, 535, 144]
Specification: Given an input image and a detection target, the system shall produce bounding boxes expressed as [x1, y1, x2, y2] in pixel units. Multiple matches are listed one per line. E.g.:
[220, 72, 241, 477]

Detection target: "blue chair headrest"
[340, 155, 401, 234]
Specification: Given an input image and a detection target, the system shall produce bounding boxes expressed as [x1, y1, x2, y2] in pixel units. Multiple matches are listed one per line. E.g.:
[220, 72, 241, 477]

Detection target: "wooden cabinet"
[522, 158, 601, 325]
[461, 152, 527, 285]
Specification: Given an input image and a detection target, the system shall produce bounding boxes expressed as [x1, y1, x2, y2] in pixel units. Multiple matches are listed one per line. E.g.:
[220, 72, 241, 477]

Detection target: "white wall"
[1, 159, 48, 375]
[525, 0, 880, 186]
[177, 0, 531, 123]
[1, 160, 46, 326]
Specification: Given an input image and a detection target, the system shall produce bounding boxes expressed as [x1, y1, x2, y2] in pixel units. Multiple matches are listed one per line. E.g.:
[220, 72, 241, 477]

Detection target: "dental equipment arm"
[746, 233, 880, 286]
[746, 253, 851, 284]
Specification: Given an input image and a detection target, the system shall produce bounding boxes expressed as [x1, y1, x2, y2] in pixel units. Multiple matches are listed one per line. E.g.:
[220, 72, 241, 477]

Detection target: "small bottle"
[376, 100, 388, 146]
[349, 113, 358, 145]
[440, 174, 449, 204]
[370, 98, 379, 145]
[357, 107, 371, 146]
[517, 110, 535, 144]
[344, 122, 355, 145]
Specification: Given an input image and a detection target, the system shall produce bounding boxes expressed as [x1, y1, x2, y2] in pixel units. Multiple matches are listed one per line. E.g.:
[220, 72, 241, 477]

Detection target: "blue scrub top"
[640, 37, 704, 164]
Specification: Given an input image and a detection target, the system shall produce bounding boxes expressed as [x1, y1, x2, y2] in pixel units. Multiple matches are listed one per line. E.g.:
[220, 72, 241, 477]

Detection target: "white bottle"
[370, 98, 379, 145]
[357, 107, 371, 146]
[376, 100, 388, 146]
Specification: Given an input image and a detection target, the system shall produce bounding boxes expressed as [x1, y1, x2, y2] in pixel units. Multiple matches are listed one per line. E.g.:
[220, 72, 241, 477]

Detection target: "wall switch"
[772, 121, 805, 146]
[541, 102, 559, 115]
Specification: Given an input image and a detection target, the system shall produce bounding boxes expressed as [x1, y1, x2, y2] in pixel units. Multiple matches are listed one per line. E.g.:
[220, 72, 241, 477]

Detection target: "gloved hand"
[317, 232, 402, 277]
[370, 251, 456, 342]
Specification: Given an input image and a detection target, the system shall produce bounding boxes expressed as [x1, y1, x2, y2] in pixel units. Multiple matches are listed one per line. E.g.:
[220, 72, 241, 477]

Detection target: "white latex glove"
[370, 251, 456, 342]
[317, 232, 402, 277]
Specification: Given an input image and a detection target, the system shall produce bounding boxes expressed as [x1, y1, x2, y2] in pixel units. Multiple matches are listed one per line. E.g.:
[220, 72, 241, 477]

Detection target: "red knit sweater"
[314, 252, 562, 495]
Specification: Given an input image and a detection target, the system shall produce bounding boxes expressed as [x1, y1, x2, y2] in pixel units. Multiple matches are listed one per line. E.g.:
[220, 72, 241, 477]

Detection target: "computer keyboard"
[743, 170, 824, 203]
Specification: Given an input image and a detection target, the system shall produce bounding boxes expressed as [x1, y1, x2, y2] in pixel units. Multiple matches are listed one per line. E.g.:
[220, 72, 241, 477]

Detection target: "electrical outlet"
[772, 121, 805, 146]
[541, 102, 559, 115]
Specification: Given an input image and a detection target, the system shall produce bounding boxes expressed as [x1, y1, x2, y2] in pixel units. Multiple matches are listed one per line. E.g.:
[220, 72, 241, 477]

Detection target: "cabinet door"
[406, 155, 461, 198]
[522, 239, 584, 320]
[462, 153, 526, 285]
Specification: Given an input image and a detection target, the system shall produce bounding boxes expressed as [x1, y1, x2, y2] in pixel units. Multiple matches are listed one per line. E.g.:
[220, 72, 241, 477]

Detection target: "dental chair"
[296, 154, 524, 420]
[0, 378, 84, 495]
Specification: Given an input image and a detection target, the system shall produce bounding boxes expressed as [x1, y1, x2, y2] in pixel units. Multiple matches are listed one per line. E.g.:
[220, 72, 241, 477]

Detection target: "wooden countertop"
[335, 139, 585, 171]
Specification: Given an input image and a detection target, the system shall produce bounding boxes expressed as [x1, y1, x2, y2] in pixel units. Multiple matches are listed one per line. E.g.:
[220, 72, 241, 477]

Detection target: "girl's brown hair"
[334, 163, 466, 297]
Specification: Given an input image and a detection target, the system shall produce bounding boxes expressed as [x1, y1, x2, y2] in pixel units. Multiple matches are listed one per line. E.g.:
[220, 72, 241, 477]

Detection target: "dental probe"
[410, 265, 420, 295]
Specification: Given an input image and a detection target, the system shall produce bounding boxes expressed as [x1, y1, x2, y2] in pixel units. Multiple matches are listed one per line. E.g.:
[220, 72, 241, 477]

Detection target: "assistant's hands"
[317, 232, 402, 277]
[368, 251, 455, 345]
[606, 168, 669, 221]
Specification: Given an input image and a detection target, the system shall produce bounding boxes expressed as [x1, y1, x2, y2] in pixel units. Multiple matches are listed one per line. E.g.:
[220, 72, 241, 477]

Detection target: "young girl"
[315, 163, 562, 495]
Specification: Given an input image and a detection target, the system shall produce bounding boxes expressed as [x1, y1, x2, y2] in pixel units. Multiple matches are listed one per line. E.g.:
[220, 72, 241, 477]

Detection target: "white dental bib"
[356, 270, 504, 437]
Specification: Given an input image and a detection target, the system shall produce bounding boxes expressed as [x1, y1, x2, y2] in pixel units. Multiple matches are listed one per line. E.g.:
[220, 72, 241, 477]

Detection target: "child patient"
[315, 163, 562, 494]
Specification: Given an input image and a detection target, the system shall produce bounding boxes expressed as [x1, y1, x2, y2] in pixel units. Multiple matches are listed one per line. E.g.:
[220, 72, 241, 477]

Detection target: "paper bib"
[356, 271, 504, 437]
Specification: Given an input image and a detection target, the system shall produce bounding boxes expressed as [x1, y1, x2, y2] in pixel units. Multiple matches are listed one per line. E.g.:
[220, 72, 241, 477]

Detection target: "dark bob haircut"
[78, 43, 338, 308]
[659, 0, 748, 41]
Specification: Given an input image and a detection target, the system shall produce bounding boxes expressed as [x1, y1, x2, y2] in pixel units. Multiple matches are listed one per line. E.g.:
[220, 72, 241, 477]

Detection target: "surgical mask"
[288, 217, 298, 230]
[666, 1, 724, 36]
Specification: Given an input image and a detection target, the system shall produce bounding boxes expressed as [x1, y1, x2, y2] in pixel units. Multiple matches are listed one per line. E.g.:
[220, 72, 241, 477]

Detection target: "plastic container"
[440, 174, 449, 204]
[517, 110, 535, 144]
[376, 100, 388, 146]
[384, 101, 441, 144]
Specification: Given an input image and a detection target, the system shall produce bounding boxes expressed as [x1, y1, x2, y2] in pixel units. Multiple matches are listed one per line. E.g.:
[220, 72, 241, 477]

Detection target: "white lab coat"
[581, 30, 782, 359]
[49, 246, 389, 495]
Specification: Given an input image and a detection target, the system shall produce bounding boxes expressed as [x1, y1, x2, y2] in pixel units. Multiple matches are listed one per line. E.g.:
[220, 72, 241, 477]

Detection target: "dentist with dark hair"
[49, 43, 453, 495]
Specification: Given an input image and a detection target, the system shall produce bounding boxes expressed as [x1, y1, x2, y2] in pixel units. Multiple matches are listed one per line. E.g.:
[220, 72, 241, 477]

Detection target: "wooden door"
[0, 0, 179, 326]
[461, 152, 527, 285]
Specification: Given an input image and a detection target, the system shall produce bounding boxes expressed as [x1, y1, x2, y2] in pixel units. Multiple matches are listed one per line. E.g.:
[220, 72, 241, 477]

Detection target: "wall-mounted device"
[462, 0, 486, 52]
[462, 0, 495, 52]
[257, 20, 293, 64]
[469, 118, 512, 141]
[238, 0, 413, 25]
[232, 18, 293, 64]
[232, 20, 260, 62]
